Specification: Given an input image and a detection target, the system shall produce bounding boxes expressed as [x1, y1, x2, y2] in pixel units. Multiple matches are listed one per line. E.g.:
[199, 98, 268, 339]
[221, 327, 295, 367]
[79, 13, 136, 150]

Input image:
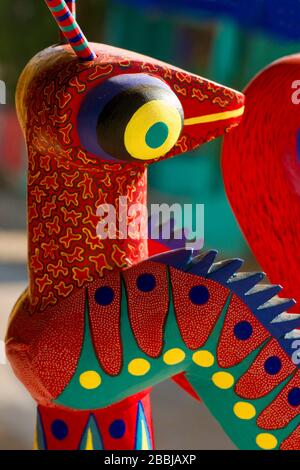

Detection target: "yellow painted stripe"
[184, 106, 245, 126]
[85, 428, 94, 450]
[33, 427, 39, 450]
[141, 420, 151, 450]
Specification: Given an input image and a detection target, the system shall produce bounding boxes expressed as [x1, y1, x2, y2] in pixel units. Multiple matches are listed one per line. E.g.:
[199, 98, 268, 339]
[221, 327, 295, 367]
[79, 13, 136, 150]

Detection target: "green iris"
[145, 121, 169, 149]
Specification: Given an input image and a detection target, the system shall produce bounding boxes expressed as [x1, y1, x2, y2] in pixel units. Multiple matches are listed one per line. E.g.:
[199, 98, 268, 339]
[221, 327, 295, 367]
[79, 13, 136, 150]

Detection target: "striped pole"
[66, 0, 76, 17]
[59, 0, 76, 43]
[44, 0, 96, 61]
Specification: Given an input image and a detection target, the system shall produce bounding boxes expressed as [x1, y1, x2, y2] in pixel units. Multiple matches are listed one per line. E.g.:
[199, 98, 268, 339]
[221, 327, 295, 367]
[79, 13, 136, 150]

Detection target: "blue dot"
[189, 285, 210, 305]
[51, 419, 68, 440]
[288, 388, 300, 407]
[95, 286, 114, 305]
[145, 122, 169, 149]
[137, 273, 156, 292]
[109, 419, 126, 439]
[234, 321, 253, 340]
[264, 356, 282, 375]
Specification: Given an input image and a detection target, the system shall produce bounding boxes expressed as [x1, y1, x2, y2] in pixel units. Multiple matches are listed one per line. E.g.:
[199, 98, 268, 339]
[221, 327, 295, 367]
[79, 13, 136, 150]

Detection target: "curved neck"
[27, 151, 148, 311]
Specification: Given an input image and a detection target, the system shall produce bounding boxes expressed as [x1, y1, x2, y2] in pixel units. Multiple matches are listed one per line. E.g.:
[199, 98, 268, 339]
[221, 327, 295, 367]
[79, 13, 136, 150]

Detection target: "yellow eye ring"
[124, 100, 183, 160]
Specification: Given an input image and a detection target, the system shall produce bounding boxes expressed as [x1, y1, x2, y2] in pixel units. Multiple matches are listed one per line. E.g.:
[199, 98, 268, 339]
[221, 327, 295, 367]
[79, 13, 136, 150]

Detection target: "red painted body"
[223, 55, 300, 310]
[37, 391, 153, 450]
[222, 58, 300, 449]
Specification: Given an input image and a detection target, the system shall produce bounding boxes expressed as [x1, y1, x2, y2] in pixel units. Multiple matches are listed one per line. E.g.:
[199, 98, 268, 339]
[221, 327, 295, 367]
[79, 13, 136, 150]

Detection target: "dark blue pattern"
[51, 420, 68, 440]
[95, 286, 115, 305]
[109, 420, 126, 439]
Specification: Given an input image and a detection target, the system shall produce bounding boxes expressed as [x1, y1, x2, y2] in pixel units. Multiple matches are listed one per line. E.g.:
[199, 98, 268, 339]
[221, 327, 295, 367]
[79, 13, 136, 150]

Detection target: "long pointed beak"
[184, 106, 245, 127]
[162, 71, 245, 158]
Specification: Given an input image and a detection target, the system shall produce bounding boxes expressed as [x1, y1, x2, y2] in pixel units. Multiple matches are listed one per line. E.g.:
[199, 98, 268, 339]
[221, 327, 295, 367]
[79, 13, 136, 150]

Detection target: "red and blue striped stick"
[59, 0, 76, 43]
[65, 0, 76, 17]
[44, 0, 96, 61]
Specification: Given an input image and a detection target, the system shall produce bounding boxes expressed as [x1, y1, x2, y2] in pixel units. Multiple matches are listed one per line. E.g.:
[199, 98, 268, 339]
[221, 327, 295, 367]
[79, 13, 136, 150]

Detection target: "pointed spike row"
[267, 313, 300, 338]
[44, 0, 96, 61]
[207, 258, 244, 283]
[227, 271, 265, 296]
[271, 312, 300, 324]
[150, 246, 300, 371]
[188, 250, 218, 277]
[255, 297, 297, 326]
[285, 329, 300, 339]
[243, 284, 282, 310]
[244, 291, 298, 358]
[149, 248, 195, 270]
[270, 319, 300, 339]
[258, 296, 296, 311]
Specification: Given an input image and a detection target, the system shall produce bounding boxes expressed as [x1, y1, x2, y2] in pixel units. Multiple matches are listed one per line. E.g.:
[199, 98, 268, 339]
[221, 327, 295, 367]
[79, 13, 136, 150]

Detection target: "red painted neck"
[27, 152, 148, 311]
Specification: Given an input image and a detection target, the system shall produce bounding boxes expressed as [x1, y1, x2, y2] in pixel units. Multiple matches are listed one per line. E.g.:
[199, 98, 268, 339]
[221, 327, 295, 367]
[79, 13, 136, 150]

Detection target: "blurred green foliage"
[0, 0, 106, 102]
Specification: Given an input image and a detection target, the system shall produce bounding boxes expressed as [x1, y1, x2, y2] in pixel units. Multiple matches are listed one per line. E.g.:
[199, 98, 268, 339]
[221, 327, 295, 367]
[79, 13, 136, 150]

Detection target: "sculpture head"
[17, 0, 245, 172]
[18, 0, 245, 311]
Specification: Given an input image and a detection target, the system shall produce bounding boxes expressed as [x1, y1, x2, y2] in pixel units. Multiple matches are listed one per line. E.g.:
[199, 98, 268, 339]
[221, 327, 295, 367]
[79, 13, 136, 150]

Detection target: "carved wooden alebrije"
[5, 0, 300, 450]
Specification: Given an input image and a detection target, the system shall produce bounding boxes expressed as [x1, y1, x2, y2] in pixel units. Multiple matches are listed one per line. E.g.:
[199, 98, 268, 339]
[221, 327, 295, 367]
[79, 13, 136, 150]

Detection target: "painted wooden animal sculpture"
[5, 0, 300, 450]
[222, 55, 300, 449]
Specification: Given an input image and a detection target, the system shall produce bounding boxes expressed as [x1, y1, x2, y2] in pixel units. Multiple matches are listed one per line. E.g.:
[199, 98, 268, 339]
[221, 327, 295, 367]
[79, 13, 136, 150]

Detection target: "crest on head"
[45, 0, 96, 61]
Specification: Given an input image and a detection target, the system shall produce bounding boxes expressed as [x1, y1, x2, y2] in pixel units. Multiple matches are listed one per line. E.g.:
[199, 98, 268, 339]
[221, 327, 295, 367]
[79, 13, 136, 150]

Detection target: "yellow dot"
[212, 371, 235, 389]
[256, 433, 278, 450]
[233, 402, 256, 420]
[124, 100, 182, 160]
[192, 350, 215, 367]
[79, 371, 101, 390]
[128, 358, 151, 376]
[163, 348, 186, 365]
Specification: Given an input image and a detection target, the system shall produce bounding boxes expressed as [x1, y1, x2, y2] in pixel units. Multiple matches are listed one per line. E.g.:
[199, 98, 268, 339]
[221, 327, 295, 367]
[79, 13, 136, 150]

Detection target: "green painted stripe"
[61, 24, 76, 32]
[73, 42, 88, 51]
[50, 4, 65, 12]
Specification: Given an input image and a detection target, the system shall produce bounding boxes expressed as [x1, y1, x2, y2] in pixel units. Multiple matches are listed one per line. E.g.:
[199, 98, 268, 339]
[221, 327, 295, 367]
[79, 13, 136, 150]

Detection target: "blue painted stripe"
[69, 33, 82, 43]
[83, 53, 96, 61]
[36, 409, 47, 450]
[57, 11, 71, 21]
[134, 402, 152, 450]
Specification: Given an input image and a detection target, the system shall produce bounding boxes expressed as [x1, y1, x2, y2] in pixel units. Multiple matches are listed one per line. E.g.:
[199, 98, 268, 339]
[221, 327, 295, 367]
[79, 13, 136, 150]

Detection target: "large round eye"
[77, 74, 184, 162]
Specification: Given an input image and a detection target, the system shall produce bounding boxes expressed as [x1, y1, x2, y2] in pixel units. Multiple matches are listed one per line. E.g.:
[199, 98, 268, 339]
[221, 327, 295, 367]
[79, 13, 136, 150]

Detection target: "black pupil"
[96, 85, 182, 161]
